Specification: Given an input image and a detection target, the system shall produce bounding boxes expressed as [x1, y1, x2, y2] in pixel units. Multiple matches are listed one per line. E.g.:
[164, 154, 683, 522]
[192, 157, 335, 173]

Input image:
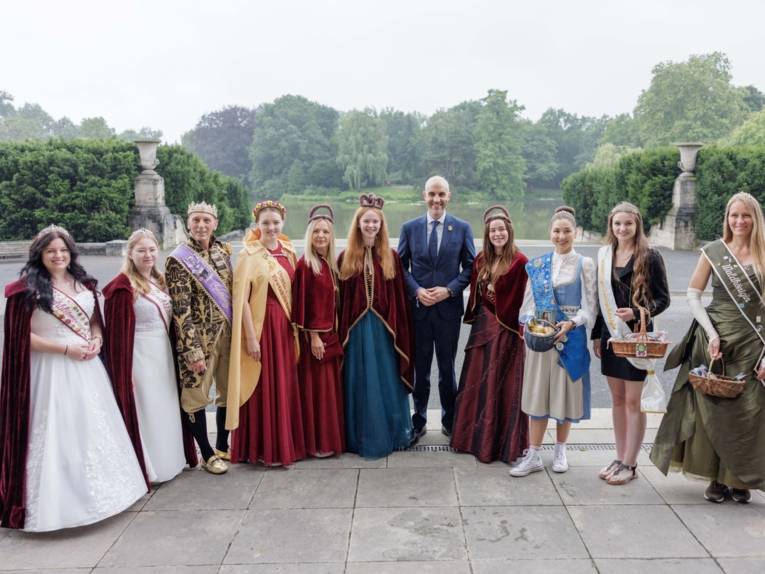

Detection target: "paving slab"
[594, 558, 723, 573]
[144, 466, 263, 511]
[0, 512, 135, 570]
[568, 505, 708, 558]
[461, 506, 588, 560]
[292, 453, 386, 469]
[220, 565, 345, 574]
[672, 504, 765, 558]
[551, 446, 653, 467]
[640, 465, 722, 505]
[356, 468, 457, 508]
[99, 510, 244, 567]
[345, 561, 471, 574]
[348, 507, 465, 562]
[250, 469, 358, 509]
[471, 559, 597, 573]
[717, 557, 765, 573]
[95, 567, 219, 573]
[224, 508, 352, 564]
[128, 487, 159, 512]
[550, 467, 664, 505]
[387, 450, 477, 468]
[3, 570, 90, 574]
[454, 466, 561, 506]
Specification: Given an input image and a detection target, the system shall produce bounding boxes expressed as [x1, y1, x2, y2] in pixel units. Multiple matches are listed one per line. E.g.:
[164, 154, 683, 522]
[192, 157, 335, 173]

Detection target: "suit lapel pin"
[447, 224, 453, 231]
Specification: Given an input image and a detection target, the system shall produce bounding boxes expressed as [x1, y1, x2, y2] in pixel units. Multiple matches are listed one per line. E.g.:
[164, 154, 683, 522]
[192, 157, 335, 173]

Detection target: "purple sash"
[170, 243, 232, 323]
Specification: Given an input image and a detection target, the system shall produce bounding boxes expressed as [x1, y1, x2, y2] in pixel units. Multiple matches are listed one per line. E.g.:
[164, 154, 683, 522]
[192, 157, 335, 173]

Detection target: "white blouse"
[519, 250, 597, 328]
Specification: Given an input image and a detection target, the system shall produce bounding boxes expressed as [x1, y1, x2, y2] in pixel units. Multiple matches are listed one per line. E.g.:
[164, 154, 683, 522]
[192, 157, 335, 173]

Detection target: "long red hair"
[339, 207, 396, 280]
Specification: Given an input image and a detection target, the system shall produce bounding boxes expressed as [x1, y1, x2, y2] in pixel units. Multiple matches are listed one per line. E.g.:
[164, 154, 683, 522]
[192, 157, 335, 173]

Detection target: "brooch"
[447, 224, 453, 231]
[534, 259, 542, 268]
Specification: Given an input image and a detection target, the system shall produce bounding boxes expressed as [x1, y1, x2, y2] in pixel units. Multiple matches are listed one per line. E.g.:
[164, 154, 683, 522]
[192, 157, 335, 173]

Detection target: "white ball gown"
[24, 289, 147, 532]
[131, 284, 186, 482]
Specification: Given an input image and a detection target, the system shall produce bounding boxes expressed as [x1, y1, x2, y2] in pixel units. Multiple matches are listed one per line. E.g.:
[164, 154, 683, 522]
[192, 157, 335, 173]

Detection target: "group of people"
[1, 175, 763, 533]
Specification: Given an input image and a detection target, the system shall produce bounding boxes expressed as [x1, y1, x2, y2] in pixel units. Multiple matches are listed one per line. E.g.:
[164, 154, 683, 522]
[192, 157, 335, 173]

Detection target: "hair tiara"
[34, 224, 71, 241]
[252, 199, 286, 220]
[359, 193, 385, 209]
[483, 205, 511, 224]
[308, 204, 334, 223]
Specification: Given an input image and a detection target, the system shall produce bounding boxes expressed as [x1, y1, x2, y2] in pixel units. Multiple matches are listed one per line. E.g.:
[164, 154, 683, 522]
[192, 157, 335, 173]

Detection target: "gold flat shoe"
[214, 448, 231, 461]
[202, 454, 228, 475]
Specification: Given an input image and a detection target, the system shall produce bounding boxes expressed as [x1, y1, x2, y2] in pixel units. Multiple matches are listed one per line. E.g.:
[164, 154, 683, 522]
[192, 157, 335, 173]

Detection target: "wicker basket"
[609, 307, 670, 359]
[688, 358, 746, 399]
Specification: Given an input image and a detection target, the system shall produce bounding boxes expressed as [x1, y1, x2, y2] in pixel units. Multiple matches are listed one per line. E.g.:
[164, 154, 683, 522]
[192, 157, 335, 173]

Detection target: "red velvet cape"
[337, 248, 414, 390]
[464, 251, 529, 334]
[292, 257, 336, 332]
[0, 277, 135, 529]
[103, 273, 197, 474]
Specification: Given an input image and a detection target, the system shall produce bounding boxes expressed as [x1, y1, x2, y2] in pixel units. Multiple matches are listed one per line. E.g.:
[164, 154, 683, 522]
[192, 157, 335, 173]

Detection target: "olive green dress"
[650, 249, 765, 490]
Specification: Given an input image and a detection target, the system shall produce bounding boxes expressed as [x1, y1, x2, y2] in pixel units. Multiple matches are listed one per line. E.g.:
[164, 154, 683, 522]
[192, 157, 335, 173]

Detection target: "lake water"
[280, 188, 564, 240]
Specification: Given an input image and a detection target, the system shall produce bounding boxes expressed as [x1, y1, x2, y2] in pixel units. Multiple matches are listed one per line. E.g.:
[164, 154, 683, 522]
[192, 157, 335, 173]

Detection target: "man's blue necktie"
[428, 220, 440, 260]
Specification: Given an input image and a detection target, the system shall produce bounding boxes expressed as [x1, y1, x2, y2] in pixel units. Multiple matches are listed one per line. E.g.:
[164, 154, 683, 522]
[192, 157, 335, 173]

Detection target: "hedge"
[0, 140, 250, 242]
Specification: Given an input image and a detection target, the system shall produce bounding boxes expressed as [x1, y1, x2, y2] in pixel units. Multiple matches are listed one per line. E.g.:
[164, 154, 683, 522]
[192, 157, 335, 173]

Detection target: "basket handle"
[708, 357, 726, 379]
[633, 306, 650, 339]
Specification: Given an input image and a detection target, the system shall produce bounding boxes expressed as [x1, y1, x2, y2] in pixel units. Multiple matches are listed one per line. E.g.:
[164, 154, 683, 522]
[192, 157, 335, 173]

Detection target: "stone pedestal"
[649, 143, 702, 250]
[128, 140, 185, 249]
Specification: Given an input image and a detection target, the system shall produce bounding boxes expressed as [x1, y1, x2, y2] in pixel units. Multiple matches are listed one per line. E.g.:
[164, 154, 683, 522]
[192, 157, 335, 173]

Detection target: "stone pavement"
[1, 409, 763, 573]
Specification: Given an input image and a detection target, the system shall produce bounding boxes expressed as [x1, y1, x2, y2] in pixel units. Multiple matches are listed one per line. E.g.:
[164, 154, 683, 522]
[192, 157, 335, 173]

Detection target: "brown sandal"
[607, 463, 637, 485]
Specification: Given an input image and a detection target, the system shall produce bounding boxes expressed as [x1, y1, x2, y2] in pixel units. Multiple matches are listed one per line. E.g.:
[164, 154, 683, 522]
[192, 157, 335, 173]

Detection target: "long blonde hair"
[339, 207, 395, 280]
[121, 229, 166, 298]
[722, 192, 765, 288]
[304, 217, 338, 275]
[605, 201, 652, 309]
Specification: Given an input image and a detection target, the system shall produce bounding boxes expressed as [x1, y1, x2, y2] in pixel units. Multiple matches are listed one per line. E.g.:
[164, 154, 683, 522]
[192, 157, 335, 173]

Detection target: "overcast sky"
[2, 0, 764, 142]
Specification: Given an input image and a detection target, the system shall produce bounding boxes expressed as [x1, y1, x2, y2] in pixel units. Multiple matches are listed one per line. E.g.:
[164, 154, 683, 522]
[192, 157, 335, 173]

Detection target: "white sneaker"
[552, 443, 568, 473]
[509, 448, 544, 477]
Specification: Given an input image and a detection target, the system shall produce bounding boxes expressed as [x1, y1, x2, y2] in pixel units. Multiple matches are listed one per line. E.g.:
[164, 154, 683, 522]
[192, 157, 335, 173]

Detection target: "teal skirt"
[343, 313, 412, 458]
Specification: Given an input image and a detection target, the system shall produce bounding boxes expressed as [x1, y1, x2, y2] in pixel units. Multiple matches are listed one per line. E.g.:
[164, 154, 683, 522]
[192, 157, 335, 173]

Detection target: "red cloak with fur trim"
[337, 248, 414, 390]
[103, 273, 198, 472]
[0, 277, 148, 529]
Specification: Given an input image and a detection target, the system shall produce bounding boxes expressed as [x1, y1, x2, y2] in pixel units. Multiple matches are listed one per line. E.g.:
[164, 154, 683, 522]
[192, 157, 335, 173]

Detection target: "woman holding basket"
[592, 202, 669, 485]
[651, 192, 765, 503]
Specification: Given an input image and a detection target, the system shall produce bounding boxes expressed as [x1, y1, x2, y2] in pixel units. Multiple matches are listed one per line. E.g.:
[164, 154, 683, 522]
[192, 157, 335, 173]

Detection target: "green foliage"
[634, 52, 750, 146]
[380, 109, 425, 184]
[723, 110, 765, 146]
[562, 147, 678, 232]
[520, 119, 558, 185]
[740, 85, 765, 113]
[474, 90, 526, 200]
[78, 117, 116, 139]
[695, 145, 765, 240]
[336, 109, 388, 191]
[249, 95, 343, 197]
[0, 140, 250, 241]
[181, 105, 255, 184]
[422, 100, 481, 188]
[600, 113, 642, 147]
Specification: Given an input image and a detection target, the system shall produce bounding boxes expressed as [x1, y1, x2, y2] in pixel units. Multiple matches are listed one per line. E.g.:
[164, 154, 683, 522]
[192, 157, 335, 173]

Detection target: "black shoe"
[704, 480, 729, 503]
[730, 488, 751, 503]
[441, 426, 451, 437]
[409, 427, 427, 446]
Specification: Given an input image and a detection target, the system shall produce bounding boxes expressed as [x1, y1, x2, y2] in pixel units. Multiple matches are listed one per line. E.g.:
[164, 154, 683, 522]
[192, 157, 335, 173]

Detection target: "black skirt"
[597, 329, 648, 381]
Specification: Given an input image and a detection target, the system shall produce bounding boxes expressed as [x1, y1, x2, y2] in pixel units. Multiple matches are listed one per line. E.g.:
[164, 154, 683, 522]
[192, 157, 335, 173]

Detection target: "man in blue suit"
[398, 175, 475, 442]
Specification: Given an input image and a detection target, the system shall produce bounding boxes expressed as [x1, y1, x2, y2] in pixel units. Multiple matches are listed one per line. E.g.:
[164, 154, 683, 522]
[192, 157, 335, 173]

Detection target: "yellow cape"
[225, 234, 297, 430]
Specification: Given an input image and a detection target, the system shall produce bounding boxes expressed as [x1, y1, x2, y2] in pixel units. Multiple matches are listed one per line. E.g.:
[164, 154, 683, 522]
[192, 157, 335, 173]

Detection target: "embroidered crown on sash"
[187, 201, 218, 218]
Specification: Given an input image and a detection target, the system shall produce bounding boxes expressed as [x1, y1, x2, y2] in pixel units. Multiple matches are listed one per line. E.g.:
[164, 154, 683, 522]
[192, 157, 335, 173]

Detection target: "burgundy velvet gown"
[450, 252, 529, 464]
[292, 256, 345, 456]
[231, 245, 306, 466]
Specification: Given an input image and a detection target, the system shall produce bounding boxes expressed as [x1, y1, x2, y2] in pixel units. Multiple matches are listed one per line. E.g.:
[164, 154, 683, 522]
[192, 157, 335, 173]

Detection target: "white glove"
[687, 287, 718, 342]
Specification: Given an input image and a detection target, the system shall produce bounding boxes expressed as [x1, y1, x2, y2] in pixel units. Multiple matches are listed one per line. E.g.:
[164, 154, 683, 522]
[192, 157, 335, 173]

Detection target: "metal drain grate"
[402, 443, 655, 453]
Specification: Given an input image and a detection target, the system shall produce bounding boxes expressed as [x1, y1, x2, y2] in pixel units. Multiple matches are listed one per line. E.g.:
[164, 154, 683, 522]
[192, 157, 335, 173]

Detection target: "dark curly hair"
[20, 229, 96, 312]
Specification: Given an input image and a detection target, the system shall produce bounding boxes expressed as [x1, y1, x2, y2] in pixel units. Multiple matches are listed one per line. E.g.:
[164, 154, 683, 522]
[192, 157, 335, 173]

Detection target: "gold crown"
[252, 200, 286, 220]
[359, 193, 384, 209]
[483, 205, 511, 224]
[34, 224, 71, 241]
[187, 201, 218, 218]
[308, 204, 334, 223]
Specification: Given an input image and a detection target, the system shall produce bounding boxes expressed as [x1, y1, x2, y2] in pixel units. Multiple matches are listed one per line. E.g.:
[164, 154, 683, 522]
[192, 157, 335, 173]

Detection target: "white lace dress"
[24, 289, 147, 532]
[132, 284, 186, 482]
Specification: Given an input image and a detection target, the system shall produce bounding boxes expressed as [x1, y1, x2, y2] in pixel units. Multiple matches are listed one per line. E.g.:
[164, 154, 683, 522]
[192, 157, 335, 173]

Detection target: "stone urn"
[135, 139, 160, 174]
[676, 143, 703, 175]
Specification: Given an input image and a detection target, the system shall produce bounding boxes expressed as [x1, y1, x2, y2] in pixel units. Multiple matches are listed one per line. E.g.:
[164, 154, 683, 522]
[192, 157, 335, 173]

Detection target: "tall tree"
[380, 108, 425, 184]
[740, 85, 765, 113]
[537, 108, 607, 185]
[119, 127, 163, 141]
[600, 113, 642, 147]
[474, 89, 526, 200]
[0, 103, 55, 141]
[250, 95, 342, 196]
[634, 52, 750, 146]
[336, 109, 388, 191]
[182, 105, 255, 184]
[422, 100, 481, 189]
[724, 109, 765, 146]
[520, 119, 558, 186]
[78, 117, 115, 139]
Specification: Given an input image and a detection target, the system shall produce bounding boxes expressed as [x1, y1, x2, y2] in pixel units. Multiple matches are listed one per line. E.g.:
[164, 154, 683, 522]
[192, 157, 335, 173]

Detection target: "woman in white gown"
[0, 225, 147, 532]
[104, 229, 193, 483]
